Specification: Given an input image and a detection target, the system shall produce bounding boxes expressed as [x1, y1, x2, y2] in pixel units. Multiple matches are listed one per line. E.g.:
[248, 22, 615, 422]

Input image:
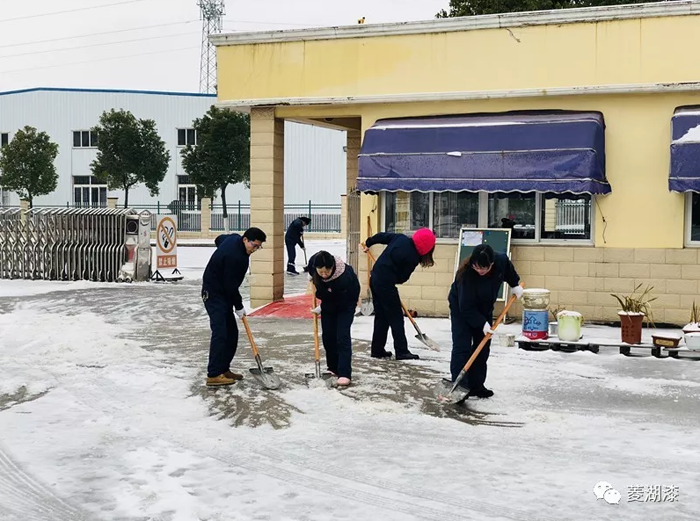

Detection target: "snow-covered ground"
[1, 240, 699, 520]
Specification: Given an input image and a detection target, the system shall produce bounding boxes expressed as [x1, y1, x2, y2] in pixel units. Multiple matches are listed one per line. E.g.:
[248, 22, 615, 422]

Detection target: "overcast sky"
[0, 0, 448, 93]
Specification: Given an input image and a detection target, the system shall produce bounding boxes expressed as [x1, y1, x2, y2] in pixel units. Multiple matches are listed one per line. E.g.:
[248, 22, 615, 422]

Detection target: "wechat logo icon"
[594, 481, 621, 505]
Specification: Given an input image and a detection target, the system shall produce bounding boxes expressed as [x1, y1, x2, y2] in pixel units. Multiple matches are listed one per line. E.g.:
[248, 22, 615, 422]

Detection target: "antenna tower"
[198, 0, 225, 94]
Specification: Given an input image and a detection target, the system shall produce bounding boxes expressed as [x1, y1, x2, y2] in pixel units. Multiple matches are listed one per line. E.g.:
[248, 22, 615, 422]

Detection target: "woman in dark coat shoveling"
[448, 244, 523, 398]
[361, 228, 436, 361]
[308, 251, 361, 387]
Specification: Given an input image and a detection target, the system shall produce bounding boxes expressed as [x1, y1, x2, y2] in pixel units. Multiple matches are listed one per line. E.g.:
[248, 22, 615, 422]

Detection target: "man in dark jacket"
[201, 227, 267, 386]
[285, 216, 310, 275]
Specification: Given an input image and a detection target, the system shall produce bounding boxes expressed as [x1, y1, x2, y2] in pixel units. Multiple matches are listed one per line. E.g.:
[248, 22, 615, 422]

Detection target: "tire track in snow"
[0, 445, 88, 521]
[253, 445, 562, 521]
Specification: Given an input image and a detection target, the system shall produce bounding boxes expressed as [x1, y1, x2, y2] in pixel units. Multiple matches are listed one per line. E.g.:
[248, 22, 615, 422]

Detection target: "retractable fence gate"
[0, 207, 152, 282]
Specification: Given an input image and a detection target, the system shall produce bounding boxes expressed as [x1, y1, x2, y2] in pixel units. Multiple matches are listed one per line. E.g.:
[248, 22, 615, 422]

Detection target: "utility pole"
[198, 0, 225, 94]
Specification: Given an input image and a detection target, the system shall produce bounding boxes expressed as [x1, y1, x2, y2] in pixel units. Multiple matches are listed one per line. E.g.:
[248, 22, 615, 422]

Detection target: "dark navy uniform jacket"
[448, 253, 520, 330]
[202, 233, 249, 310]
[307, 253, 361, 313]
[285, 218, 305, 248]
[365, 232, 420, 286]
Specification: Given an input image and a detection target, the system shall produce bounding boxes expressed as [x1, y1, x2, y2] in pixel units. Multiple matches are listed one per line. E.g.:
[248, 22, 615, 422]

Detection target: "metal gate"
[346, 189, 361, 274]
[0, 207, 150, 282]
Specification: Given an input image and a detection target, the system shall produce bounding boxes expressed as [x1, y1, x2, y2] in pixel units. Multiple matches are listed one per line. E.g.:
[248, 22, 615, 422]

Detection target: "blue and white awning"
[670, 107, 700, 193]
[357, 111, 610, 195]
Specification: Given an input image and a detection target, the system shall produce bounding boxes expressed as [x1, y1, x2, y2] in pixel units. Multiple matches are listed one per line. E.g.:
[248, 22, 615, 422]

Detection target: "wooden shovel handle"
[459, 286, 522, 374]
[241, 315, 259, 358]
[312, 291, 321, 362]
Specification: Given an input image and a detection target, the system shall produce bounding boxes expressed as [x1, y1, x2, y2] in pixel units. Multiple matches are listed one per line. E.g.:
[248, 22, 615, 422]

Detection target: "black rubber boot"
[468, 387, 494, 398]
[395, 352, 420, 361]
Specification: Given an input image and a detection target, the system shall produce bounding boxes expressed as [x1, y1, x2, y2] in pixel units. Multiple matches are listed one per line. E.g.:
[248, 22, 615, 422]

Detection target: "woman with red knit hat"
[360, 228, 436, 360]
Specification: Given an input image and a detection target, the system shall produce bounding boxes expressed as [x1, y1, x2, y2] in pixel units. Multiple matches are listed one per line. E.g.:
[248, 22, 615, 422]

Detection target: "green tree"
[90, 109, 170, 208]
[180, 105, 250, 232]
[437, 0, 676, 17]
[0, 126, 59, 208]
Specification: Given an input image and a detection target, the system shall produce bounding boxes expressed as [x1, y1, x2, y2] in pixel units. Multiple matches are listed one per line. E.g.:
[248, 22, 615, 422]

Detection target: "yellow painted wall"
[217, 14, 700, 101]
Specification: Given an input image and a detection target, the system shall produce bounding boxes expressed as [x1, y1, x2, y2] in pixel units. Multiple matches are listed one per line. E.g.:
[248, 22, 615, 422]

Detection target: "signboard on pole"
[156, 215, 178, 270]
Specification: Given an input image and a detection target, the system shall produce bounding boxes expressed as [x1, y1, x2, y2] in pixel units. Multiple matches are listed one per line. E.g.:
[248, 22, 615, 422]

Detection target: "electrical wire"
[0, 19, 199, 51]
[0, 45, 200, 75]
[0, 0, 151, 24]
[0, 31, 199, 60]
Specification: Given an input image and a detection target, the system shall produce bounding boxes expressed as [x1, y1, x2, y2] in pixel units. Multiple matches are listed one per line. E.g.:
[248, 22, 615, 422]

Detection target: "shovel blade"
[435, 378, 469, 404]
[250, 367, 281, 390]
[416, 333, 441, 352]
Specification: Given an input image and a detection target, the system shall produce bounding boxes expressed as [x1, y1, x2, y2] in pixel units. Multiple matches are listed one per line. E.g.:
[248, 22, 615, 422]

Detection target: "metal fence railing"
[210, 201, 342, 233]
[3, 201, 342, 234]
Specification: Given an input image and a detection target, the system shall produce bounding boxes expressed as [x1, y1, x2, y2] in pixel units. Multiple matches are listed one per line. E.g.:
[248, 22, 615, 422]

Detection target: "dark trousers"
[203, 290, 239, 377]
[321, 308, 354, 378]
[285, 240, 297, 270]
[370, 279, 409, 356]
[450, 315, 490, 390]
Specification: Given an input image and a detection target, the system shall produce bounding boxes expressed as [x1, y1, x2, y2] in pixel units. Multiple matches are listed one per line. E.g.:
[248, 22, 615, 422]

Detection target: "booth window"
[685, 193, 700, 244]
[381, 191, 593, 243]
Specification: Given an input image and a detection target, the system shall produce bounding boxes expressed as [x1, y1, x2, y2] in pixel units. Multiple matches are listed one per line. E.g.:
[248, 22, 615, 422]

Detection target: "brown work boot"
[206, 374, 236, 387]
[224, 370, 244, 381]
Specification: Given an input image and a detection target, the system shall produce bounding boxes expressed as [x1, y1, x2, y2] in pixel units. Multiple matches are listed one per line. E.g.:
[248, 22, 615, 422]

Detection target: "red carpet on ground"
[249, 293, 315, 320]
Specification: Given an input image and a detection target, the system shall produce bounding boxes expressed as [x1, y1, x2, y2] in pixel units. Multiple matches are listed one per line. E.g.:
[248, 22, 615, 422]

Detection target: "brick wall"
[389, 245, 698, 326]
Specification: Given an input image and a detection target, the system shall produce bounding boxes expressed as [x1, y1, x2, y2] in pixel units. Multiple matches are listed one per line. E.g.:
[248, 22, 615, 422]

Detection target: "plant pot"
[651, 334, 681, 349]
[619, 312, 644, 344]
[685, 332, 700, 351]
[682, 322, 700, 335]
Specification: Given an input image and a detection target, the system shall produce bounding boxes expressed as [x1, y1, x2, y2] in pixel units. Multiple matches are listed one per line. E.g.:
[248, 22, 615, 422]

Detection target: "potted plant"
[683, 301, 700, 350]
[547, 305, 565, 336]
[611, 284, 656, 345]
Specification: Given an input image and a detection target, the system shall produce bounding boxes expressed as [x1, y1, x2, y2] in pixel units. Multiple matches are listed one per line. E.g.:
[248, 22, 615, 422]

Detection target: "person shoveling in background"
[308, 250, 360, 387]
[448, 244, 523, 398]
[285, 216, 311, 275]
[360, 228, 436, 361]
[201, 227, 267, 387]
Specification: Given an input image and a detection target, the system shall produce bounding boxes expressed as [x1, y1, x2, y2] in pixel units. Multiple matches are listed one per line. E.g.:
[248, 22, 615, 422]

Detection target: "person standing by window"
[448, 244, 523, 398]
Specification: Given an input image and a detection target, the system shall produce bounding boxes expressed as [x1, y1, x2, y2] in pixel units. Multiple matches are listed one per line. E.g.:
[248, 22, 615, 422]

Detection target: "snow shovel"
[366, 249, 440, 351]
[241, 315, 281, 390]
[436, 289, 521, 404]
[304, 293, 335, 386]
[399, 300, 441, 352]
[359, 217, 374, 316]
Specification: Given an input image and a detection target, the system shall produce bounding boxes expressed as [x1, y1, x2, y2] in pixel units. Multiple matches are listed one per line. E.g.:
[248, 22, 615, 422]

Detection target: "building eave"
[216, 81, 700, 109]
[211, 1, 700, 46]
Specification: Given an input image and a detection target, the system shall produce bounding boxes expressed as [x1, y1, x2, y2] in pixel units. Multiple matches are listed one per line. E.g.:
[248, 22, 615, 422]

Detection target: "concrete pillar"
[200, 197, 212, 236]
[107, 197, 118, 209]
[346, 129, 360, 192]
[340, 194, 348, 239]
[249, 107, 284, 309]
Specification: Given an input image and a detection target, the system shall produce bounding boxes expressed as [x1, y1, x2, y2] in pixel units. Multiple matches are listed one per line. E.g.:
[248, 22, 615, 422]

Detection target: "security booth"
[214, 2, 700, 324]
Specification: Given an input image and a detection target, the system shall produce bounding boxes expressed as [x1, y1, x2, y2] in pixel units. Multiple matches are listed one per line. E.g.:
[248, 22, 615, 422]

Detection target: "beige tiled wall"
[387, 245, 699, 326]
